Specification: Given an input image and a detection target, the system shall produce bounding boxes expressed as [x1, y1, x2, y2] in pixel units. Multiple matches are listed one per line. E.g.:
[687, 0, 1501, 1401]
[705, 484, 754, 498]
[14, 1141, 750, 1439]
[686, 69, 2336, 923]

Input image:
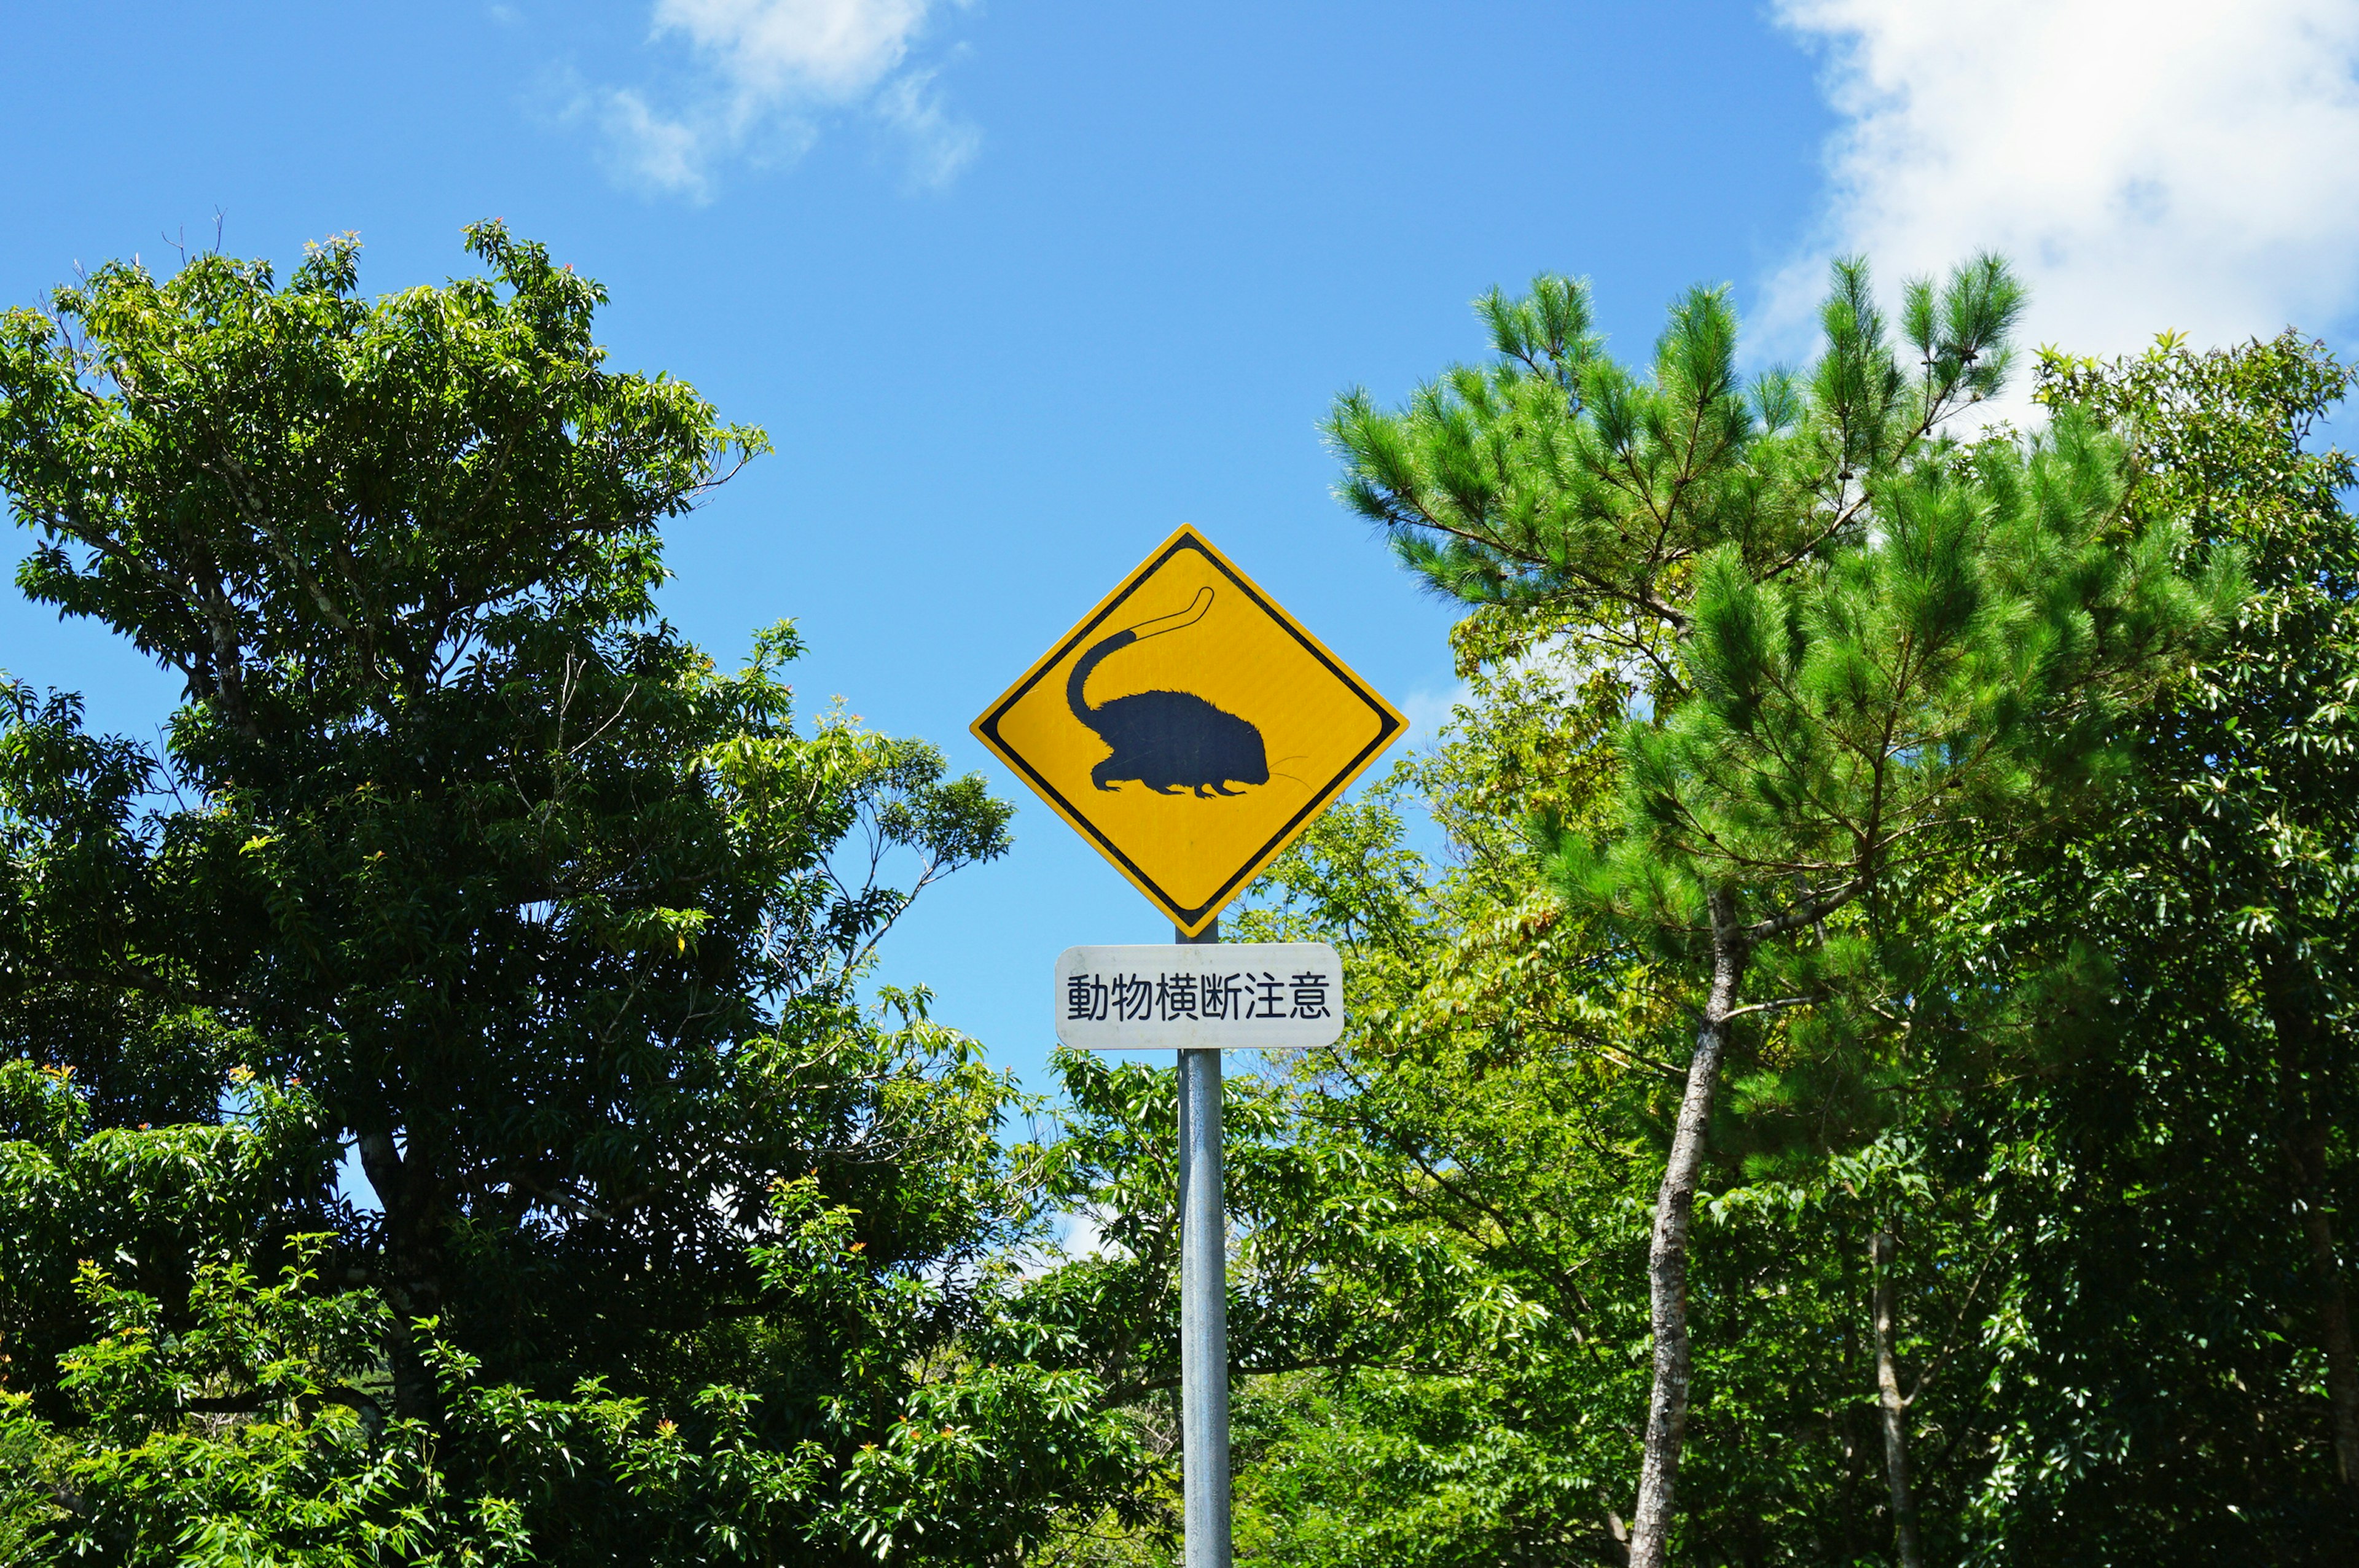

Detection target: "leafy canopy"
[0, 227, 1140, 1565]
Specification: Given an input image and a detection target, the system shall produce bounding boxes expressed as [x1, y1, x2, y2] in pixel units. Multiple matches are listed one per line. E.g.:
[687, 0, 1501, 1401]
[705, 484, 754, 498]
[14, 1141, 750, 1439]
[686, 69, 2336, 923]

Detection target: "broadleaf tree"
[0, 227, 1137, 1562]
[2035, 330, 2359, 1497]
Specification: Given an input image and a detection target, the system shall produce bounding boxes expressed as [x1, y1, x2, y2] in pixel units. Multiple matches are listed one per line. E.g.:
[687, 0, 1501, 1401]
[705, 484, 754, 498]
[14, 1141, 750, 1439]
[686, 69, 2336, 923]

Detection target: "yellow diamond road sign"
[973, 526, 1405, 936]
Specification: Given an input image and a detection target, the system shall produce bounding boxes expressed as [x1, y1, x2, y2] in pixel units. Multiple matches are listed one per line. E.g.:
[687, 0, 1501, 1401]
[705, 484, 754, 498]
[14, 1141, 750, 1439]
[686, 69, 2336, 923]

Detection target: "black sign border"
[976, 535, 1403, 931]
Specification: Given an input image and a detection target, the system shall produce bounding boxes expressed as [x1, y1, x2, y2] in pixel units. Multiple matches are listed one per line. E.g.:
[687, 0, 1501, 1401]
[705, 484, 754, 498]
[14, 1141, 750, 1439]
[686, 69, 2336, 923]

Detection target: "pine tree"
[1326, 258, 2234, 1566]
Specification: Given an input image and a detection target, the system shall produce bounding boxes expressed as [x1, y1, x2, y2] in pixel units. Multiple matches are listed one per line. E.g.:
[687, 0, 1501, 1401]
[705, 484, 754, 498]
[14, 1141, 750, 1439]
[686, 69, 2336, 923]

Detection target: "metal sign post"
[977, 528, 1401, 1568]
[1052, 932, 1345, 1568]
[1176, 918, 1230, 1568]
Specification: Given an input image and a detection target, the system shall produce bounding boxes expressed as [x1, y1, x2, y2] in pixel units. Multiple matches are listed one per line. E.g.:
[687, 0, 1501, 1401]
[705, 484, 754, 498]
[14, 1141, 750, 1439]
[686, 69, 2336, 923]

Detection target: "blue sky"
[6, 1, 2358, 1099]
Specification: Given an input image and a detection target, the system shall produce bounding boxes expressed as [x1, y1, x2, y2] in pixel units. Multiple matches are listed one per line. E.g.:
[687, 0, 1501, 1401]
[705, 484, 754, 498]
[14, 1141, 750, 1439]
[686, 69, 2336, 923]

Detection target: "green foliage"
[1329, 258, 2021, 653]
[1, 1178, 1140, 1565]
[1331, 263, 2232, 1568]
[0, 224, 754, 726]
[5, 223, 2353, 1566]
[0, 228, 1135, 1563]
[0, 1058, 337, 1429]
[1339, 257, 2227, 988]
[1920, 332, 2359, 1561]
[1331, 265, 2234, 1202]
[1169, 268, 2306, 1567]
[1195, 765, 1993, 1563]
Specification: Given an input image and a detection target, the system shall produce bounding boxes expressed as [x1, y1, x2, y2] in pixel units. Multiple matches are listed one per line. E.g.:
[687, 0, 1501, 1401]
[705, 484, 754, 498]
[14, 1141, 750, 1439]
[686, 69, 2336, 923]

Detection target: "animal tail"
[1124, 586, 1213, 642]
[1067, 588, 1216, 721]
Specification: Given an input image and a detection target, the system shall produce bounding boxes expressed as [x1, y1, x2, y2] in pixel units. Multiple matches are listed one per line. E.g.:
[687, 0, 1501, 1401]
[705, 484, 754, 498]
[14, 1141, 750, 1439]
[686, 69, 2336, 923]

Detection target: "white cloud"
[874, 68, 982, 189]
[1768, 1, 2359, 364]
[655, 0, 929, 99]
[585, 0, 978, 200]
[1398, 679, 1471, 751]
[597, 87, 721, 201]
[1056, 1206, 1118, 1260]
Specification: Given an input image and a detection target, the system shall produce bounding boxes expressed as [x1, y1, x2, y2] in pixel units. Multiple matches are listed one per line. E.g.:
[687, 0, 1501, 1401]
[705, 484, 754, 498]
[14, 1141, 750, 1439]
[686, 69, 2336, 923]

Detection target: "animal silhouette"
[1067, 587, 1269, 796]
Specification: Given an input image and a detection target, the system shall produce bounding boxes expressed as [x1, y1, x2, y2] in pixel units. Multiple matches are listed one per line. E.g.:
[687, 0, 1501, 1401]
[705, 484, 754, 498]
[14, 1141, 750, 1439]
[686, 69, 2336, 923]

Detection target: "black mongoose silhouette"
[1066, 587, 1269, 796]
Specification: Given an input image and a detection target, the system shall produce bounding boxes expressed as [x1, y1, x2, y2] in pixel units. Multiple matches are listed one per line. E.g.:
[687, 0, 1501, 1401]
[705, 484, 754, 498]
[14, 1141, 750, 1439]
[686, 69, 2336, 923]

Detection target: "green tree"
[1903, 330, 2359, 1562]
[2036, 330, 2359, 1499]
[0, 227, 1135, 1562]
[1205, 663, 1997, 1565]
[1325, 260, 2232, 1565]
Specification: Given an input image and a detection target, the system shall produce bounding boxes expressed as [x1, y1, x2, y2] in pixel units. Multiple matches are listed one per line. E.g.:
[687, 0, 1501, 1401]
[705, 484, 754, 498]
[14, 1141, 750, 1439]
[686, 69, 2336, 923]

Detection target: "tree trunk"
[2263, 957, 2359, 1492]
[1628, 889, 1746, 1568]
[2292, 1122, 2359, 1489]
[358, 1128, 444, 1421]
[2298, 1204, 2359, 1488]
[1871, 1228, 1925, 1568]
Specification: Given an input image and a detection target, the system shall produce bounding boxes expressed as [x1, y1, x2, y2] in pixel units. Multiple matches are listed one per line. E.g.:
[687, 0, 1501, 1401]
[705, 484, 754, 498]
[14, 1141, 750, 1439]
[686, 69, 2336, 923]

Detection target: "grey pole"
[1176, 918, 1230, 1568]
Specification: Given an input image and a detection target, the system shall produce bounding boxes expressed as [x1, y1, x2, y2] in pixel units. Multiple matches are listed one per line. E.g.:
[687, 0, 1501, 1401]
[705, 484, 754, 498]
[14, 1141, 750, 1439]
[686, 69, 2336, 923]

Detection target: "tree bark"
[1628, 889, 1747, 1568]
[358, 1128, 444, 1422]
[2262, 957, 2359, 1492]
[2292, 1122, 2359, 1490]
[1871, 1228, 1925, 1568]
[2298, 1204, 2359, 1489]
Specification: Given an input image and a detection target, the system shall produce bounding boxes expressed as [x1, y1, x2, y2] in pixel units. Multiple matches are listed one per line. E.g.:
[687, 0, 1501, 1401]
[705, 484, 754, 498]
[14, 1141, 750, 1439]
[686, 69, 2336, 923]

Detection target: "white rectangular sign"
[1054, 942, 1344, 1050]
